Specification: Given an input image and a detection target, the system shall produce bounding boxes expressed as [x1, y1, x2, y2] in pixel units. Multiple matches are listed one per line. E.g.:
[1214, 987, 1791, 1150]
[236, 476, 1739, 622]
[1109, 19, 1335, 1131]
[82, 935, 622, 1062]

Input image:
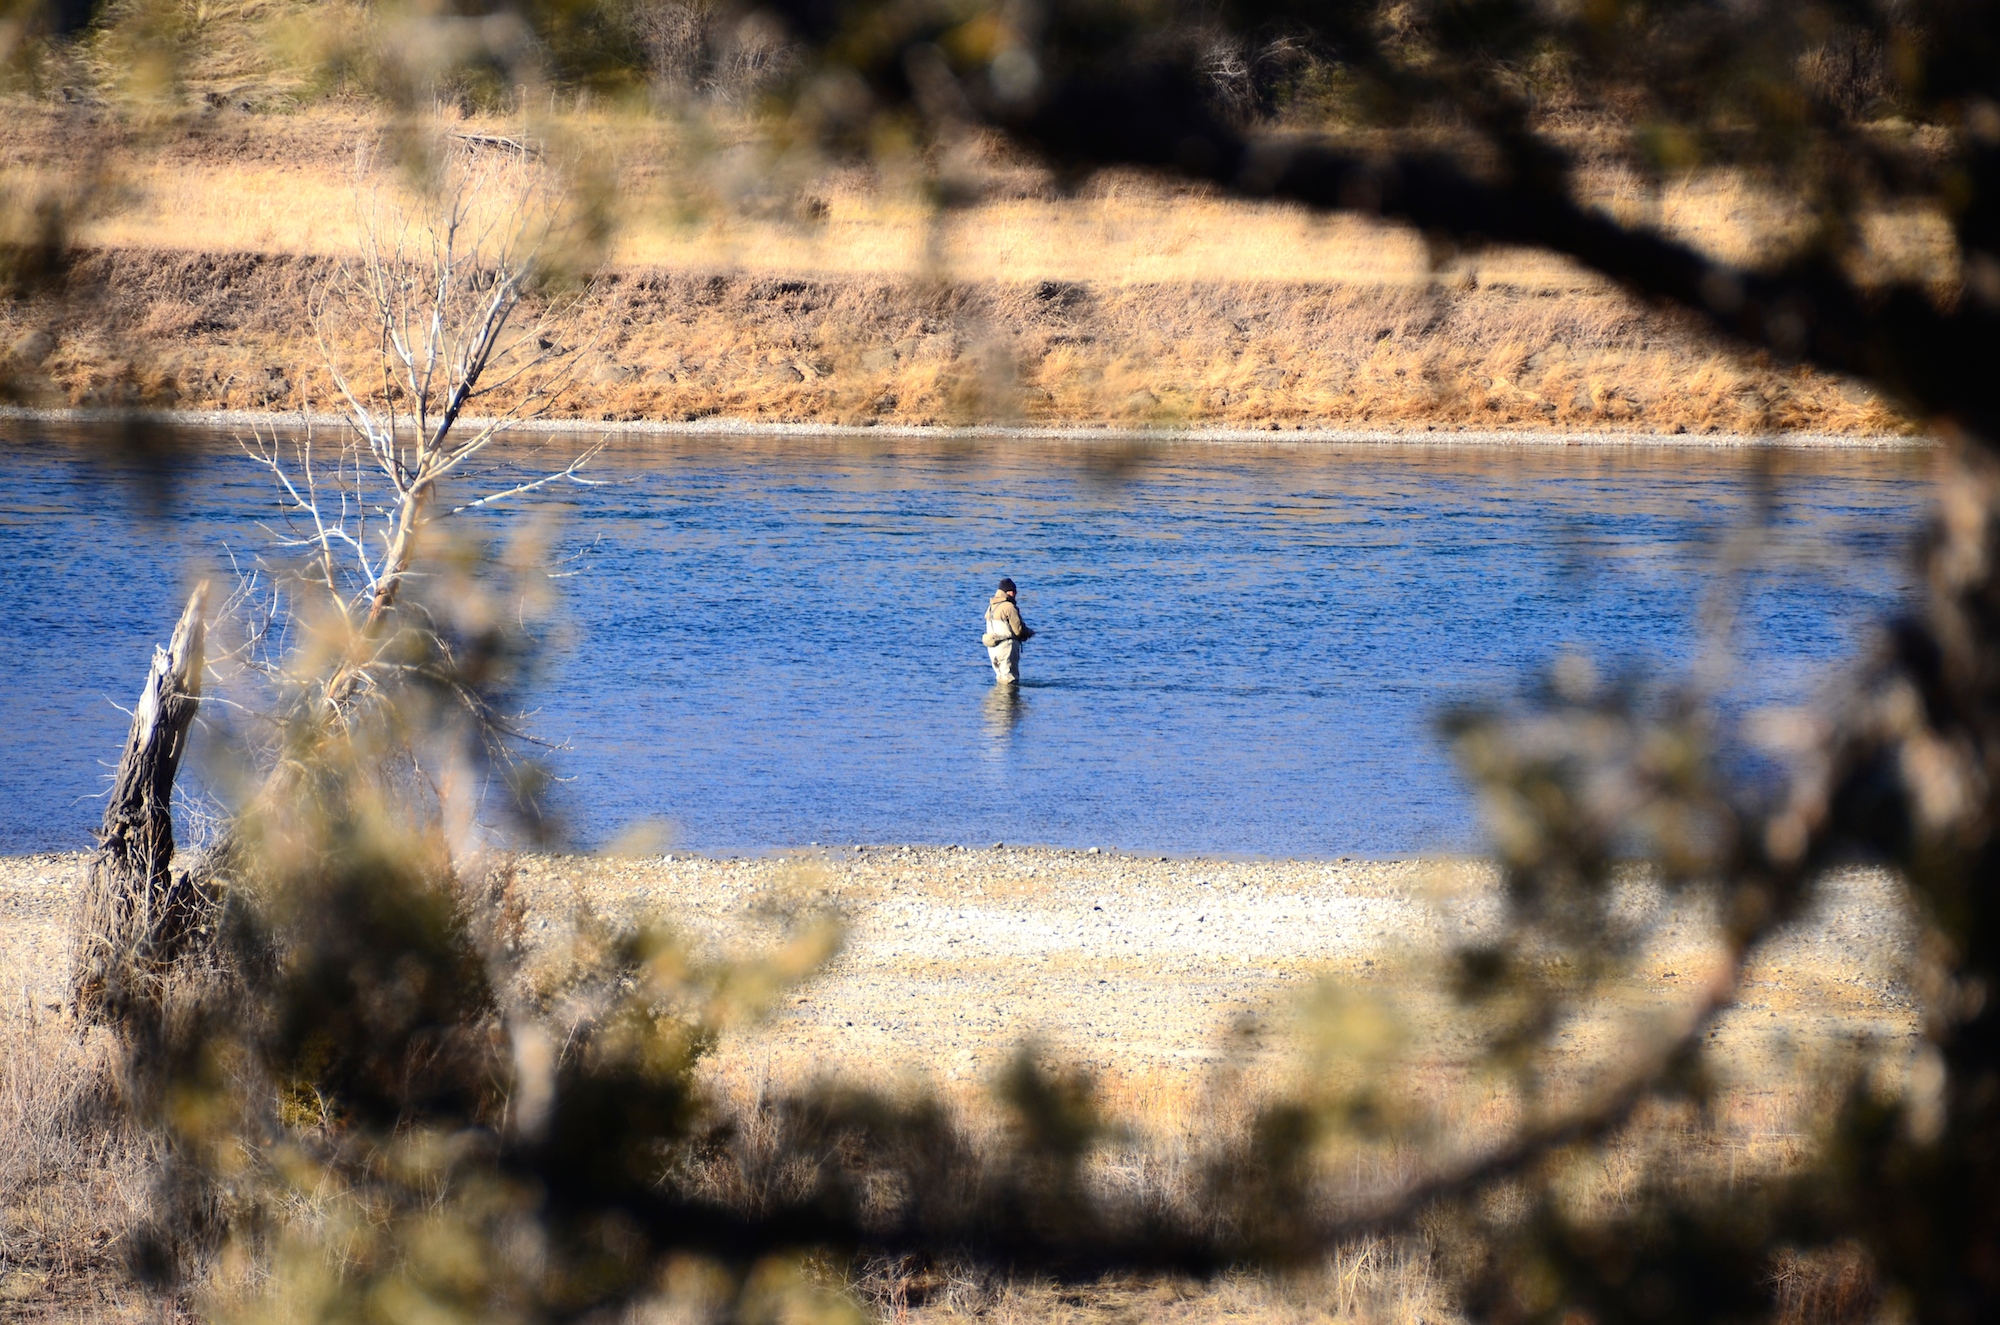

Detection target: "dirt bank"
[0, 95, 1924, 436]
[1, 246, 1906, 436]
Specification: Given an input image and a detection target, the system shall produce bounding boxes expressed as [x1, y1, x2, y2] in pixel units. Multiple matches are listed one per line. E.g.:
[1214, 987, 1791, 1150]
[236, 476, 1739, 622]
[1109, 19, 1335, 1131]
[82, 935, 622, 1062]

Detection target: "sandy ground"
[0, 853, 80, 1011]
[510, 850, 1924, 1115]
[512, 848, 1478, 1086]
[0, 847, 1923, 1324]
[4, 847, 1919, 1094]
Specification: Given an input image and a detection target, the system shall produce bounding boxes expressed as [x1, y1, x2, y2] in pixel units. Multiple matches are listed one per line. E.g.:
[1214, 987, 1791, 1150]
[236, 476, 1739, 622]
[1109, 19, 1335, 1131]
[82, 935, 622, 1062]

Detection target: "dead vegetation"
[0, 247, 1904, 434]
[0, 1001, 152, 1322]
[0, 103, 1916, 435]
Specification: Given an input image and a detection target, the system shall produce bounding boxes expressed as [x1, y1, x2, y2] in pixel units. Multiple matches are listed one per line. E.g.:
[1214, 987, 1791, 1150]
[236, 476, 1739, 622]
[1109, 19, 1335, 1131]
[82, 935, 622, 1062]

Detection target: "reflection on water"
[0, 427, 1932, 856]
[981, 683, 1026, 799]
[983, 683, 1025, 740]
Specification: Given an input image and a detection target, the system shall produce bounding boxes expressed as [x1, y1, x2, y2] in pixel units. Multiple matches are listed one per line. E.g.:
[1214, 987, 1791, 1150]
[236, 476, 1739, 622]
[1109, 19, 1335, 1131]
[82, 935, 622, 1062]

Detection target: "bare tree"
[632, 0, 799, 106]
[73, 143, 606, 1019]
[248, 142, 605, 722]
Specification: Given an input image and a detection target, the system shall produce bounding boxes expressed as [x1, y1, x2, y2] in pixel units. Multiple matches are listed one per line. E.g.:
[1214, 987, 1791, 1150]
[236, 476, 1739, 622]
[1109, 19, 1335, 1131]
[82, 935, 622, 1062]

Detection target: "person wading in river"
[982, 578, 1035, 685]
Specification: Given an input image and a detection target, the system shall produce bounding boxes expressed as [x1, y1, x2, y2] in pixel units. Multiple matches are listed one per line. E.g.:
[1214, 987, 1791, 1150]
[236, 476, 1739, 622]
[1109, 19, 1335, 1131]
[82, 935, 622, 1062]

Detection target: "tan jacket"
[982, 590, 1034, 647]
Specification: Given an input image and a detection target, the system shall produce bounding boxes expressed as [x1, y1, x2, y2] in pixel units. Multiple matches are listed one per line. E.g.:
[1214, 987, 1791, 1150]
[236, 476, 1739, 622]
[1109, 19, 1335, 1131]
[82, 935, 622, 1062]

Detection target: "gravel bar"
[3, 848, 1919, 1087]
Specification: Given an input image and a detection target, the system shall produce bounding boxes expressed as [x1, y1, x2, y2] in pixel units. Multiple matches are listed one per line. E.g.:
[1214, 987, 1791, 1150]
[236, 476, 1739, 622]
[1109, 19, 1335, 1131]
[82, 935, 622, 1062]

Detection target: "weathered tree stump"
[71, 582, 210, 1020]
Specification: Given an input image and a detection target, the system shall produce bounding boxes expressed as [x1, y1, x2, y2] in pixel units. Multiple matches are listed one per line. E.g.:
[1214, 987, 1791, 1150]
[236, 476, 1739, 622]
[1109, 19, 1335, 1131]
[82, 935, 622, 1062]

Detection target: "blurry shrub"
[15, 0, 2000, 1319]
[628, 0, 796, 107]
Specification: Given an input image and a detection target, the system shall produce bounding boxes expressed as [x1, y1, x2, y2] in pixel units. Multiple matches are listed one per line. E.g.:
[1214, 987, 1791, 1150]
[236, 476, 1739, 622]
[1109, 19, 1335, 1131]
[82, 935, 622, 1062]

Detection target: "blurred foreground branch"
[45, 2, 2000, 1320]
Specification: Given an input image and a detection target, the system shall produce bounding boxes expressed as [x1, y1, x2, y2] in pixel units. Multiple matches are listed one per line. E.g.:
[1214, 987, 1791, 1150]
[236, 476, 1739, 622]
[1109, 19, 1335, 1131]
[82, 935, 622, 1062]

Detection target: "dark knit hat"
[998, 578, 1017, 593]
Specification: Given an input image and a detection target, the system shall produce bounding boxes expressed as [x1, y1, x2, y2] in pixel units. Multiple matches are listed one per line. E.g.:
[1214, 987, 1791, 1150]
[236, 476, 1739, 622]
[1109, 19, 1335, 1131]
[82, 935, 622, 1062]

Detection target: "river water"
[0, 426, 1931, 856]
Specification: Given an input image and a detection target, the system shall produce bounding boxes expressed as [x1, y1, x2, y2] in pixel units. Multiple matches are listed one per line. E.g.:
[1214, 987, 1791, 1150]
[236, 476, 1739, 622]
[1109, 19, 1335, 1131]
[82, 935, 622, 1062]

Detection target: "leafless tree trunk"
[250, 143, 600, 723]
[71, 582, 211, 1019]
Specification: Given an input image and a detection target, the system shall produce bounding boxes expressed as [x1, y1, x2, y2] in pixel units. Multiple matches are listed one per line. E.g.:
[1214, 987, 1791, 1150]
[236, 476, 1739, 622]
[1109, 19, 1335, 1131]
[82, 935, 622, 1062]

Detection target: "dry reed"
[0, 248, 1906, 434]
[0, 996, 154, 1322]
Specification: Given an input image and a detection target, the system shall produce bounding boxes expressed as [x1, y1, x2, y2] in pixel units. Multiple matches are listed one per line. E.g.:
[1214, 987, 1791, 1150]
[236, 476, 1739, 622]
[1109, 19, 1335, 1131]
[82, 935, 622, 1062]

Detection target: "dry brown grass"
[666, 1042, 1876, 1325]
[0, 100, 1950, 283]
[540, 853, 1912, 1324]
[0, 247, 1905, 434]
[0, 101, 1922, 434]
[0, 1001, 153, 1322]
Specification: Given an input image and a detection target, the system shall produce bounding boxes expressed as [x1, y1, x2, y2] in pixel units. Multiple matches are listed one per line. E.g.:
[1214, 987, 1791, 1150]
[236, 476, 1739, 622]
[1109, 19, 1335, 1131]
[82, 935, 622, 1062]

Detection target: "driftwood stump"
[71, 582, 210, 1019]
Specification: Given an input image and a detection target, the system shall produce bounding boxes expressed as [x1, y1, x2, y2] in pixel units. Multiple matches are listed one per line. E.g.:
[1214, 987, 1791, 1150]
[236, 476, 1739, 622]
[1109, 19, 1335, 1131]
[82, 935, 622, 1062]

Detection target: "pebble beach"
[4, 846, 1921, 1097]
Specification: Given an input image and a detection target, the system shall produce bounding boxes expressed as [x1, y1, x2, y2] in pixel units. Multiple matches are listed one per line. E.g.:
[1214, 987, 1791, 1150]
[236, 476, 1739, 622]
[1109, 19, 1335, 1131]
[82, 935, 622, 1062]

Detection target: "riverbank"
[2, 247, 1910, 439]
[0, 848, 1922, 1321]
[0, 403, 1928, 449]
[1, 99, 1921, 439]
[0, 846, 1920, 1092]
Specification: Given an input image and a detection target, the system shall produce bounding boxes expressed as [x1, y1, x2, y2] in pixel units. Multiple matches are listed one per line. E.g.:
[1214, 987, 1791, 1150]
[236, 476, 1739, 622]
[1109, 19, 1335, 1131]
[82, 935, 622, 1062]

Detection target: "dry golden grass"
[0, 101, 1923, 434]
[0, 100, 1950, 285]
[0, 246, 1905, 434]
[0, 1004, 152, 1323]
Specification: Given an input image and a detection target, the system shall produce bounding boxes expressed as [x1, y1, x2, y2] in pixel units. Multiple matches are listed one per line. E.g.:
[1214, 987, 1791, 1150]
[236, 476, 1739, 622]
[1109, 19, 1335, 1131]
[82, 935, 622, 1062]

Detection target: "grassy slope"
[0, 101, 1918, 433]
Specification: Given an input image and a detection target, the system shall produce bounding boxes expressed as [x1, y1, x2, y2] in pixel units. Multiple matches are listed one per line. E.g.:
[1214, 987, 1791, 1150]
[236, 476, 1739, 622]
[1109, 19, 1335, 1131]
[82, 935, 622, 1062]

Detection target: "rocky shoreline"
[2, 847, 1920, 1093]
[0, 403, 1927, 450]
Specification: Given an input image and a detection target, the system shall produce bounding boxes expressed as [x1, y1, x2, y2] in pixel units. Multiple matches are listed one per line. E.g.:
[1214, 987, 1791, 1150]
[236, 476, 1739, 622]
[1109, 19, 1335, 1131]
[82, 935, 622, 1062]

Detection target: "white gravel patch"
[3, 849, 1918, 1088]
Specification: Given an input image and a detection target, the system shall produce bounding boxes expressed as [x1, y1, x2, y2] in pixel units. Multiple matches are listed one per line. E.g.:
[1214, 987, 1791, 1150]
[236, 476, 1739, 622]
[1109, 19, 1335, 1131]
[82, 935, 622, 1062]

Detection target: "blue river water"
[0, 426, 1931, 856]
